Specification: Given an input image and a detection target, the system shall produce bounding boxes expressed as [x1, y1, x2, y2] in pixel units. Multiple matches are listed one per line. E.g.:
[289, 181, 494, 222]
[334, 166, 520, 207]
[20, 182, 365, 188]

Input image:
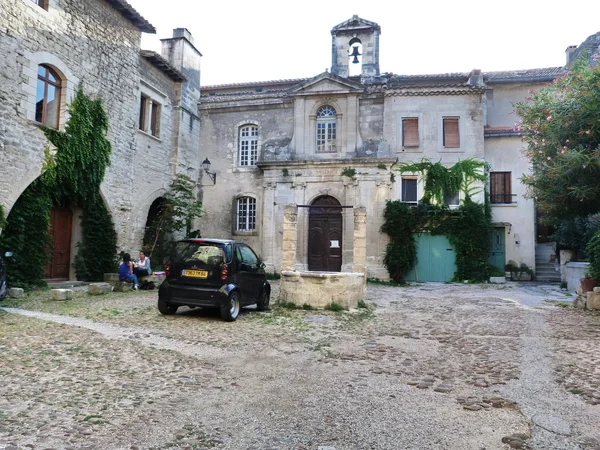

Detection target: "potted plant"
[505, 261, 534, 281]
[581, 230, 600, 293]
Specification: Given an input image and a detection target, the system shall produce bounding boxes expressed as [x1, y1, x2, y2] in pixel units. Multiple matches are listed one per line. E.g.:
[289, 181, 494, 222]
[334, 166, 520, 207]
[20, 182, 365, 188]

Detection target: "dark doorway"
[536, 208, 555, 243]
[45, 207, 72, 280]
[308, 196, 342, 272]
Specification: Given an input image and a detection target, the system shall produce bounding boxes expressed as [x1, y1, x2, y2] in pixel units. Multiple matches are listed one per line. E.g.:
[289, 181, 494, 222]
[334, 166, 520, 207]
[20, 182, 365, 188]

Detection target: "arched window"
[36, 65, 61, 128]
[238, 125, 259, 166]
[236, 197, 256, 231]
[316, 105, 337, 152]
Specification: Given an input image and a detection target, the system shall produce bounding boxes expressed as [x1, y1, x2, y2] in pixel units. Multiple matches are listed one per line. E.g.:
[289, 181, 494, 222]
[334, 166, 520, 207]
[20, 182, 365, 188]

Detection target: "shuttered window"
[402, 118, 419, 147]
[490, 172, 512, 204]
[443, 117, 460, 148]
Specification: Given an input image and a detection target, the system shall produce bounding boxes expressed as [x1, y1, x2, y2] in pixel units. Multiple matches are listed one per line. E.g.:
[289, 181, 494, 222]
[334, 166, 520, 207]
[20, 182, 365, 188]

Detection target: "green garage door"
[405, 233, 457, 282]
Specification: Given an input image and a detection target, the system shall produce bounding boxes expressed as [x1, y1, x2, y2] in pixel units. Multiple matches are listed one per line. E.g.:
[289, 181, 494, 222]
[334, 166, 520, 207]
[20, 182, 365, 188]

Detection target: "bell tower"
[331, 15, 381, 78]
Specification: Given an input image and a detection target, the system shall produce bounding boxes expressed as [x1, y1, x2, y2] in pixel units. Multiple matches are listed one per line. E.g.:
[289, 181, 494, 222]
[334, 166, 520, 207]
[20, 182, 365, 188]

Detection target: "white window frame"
[236, 197, 256, 231]
[316, 105, 337, 152]
[238, 125, 259, 166]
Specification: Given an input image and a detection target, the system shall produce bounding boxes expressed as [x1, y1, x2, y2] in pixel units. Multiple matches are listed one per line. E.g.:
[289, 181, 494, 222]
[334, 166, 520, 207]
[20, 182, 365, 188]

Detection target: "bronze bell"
[350, 45, 361, 64]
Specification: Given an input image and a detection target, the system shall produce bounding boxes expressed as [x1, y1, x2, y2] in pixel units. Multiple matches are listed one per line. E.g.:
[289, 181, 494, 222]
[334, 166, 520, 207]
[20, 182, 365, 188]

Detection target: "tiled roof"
[485, 67, 566, 82]
[106, 0, 155, 33]
[140, 51, 187, 82]
[202, 78, 308, 90]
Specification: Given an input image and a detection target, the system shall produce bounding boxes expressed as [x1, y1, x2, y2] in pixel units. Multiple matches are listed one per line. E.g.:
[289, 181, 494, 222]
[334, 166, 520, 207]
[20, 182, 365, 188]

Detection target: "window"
[402, 118, 419, 147]
[139, 94, 161, 138]
[401, 178, 418, 203]
[490, 172, 512, 204]
[239, 125, 259, 166]
[36, 65, 61, 128]
[237, 197, 256, 231]
[236, 245, 259, 267]
[443, 117, 460, 148]
[444, 190, 460, 206]
[31, 0, 48, 9]
[316, 105, 337, 152]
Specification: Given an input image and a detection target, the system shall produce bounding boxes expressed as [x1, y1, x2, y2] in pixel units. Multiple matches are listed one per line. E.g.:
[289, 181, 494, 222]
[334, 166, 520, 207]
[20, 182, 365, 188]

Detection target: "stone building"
[0, 0, 200, 280]
[198, 15, 565, 281]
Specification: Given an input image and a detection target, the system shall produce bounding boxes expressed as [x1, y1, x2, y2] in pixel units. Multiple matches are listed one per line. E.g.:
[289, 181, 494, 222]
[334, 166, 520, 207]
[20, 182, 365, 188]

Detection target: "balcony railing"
[490, 193, 517, 204]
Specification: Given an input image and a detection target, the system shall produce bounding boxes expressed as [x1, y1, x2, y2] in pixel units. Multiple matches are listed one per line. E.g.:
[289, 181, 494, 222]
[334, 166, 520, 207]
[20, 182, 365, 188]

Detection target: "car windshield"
[173, 242, 231, 265]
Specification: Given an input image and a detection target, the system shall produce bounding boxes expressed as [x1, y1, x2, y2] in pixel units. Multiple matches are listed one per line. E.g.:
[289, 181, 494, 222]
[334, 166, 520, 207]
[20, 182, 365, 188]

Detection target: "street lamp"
[202, 158, 216, 184]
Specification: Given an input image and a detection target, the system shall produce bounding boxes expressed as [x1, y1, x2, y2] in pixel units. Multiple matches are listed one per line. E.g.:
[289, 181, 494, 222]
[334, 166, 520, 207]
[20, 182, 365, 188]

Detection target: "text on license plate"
[182, 269, 208, 278]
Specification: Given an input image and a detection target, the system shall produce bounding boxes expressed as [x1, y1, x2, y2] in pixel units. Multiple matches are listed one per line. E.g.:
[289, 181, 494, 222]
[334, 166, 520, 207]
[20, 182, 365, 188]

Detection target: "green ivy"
[0, 86, 116, 287]
[0, 180, 53, 288]
[74, 193, 118, 281]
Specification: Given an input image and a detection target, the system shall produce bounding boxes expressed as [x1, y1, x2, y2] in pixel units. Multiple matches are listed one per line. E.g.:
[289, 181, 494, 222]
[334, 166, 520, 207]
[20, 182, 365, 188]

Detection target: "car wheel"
[256, 289, 270, 311]
[221, 291, 240, 321]
[158, 297, 178, 315]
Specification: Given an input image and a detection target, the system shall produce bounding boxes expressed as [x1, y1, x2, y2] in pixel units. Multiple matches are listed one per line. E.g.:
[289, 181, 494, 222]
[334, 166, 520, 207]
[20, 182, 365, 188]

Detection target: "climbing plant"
[381, 159, 493, 282]
[399, 158, 487, 204]
[0, 86, 116, 287]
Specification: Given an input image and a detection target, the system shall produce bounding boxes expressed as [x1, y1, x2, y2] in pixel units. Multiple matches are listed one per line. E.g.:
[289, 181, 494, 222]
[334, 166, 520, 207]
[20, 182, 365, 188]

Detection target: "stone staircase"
[535, 242, 561, 283]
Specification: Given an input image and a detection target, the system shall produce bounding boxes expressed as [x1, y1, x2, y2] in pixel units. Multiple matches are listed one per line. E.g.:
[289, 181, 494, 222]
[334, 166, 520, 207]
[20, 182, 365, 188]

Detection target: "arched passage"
[308, 195, 342, 272]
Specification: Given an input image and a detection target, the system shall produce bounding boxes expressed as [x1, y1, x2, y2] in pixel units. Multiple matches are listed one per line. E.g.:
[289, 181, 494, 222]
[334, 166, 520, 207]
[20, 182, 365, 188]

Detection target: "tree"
[143, 174, 203, 268]
[515, 54, 600, 220]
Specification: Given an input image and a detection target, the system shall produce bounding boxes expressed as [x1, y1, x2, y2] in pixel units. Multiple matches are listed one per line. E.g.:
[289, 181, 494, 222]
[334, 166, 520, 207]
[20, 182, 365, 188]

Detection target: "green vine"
[585, 230, 600, 279]
[382, 159, 493, 282]
[341, 167, 356, 178]
[399, 158, 486, 204]
[0, 86, 116, 287]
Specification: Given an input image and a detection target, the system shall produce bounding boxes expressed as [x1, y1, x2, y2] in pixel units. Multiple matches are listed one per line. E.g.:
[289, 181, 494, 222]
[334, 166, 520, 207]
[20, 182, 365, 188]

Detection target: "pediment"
[290, 72, 364, 96]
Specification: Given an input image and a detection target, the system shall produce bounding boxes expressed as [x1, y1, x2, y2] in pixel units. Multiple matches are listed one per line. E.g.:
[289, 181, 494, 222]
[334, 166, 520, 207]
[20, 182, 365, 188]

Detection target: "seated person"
[119, 252, 139, 290]
[134, 251, 151, 277]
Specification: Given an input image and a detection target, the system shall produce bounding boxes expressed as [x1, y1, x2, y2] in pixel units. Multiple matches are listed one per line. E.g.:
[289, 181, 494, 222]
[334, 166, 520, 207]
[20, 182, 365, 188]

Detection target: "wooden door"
[405, 233, 457, 282]
[308, 196, 342, 272]
[488, 227, 506, 272]
[45, 207, 72, 280]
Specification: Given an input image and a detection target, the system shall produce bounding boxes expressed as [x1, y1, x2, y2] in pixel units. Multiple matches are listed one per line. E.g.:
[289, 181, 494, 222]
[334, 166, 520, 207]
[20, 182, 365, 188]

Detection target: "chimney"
[172, 28, 194, 44]
[565, 45, 577, 67]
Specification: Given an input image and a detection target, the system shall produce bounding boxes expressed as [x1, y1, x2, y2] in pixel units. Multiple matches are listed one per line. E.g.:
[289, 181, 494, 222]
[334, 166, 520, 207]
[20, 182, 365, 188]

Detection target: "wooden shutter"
[490, 172, 512, 203]
[402, 118, 419, 147]
[443, 118, 460, 148]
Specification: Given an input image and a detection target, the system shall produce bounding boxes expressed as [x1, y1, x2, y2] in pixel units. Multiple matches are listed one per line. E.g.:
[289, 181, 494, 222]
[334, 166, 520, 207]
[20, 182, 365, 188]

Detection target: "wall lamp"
[202, 158, 217, 184]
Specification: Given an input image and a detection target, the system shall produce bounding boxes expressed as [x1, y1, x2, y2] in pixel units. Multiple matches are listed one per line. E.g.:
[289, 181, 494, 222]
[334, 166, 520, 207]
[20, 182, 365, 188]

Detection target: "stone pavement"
[0, 281, 598, 450]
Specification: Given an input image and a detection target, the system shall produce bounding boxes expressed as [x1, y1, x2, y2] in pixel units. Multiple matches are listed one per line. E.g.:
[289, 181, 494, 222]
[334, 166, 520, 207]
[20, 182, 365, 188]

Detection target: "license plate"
[182, 269, 208, 278]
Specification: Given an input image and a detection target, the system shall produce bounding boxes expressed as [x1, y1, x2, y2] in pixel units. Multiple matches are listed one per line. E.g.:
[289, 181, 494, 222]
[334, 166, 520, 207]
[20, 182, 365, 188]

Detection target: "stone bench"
[88, 282, 113, 295]
[51, 289, 73, 301]
[139, 274, 166, 286]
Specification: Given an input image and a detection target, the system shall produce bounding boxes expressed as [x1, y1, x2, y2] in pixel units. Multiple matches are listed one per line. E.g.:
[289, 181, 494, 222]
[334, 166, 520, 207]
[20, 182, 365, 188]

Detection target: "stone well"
[279, 204, 367, 310]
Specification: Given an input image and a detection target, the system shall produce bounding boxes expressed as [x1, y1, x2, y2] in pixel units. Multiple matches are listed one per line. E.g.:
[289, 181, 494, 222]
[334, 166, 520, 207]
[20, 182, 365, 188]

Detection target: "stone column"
[281, 204, 298, 272]
[353, 206, 367, 275]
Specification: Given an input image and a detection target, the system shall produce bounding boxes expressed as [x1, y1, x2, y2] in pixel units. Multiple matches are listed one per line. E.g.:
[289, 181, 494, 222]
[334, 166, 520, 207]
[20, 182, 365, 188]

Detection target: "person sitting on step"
[119, 252, 139, 291]
[134, 251, 152, 278]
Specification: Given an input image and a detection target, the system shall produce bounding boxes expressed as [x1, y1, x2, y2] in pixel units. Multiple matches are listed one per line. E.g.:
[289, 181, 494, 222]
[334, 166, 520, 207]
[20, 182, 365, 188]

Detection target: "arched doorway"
[308, 195, 342, 272]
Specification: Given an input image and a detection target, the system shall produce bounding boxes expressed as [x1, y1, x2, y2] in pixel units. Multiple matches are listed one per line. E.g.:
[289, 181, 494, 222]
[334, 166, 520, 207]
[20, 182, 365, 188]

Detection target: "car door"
[235, 244, 263, 302]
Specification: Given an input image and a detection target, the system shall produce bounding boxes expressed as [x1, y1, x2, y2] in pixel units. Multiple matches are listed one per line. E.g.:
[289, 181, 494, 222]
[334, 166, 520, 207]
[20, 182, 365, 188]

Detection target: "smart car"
[157, 239, 270, 321]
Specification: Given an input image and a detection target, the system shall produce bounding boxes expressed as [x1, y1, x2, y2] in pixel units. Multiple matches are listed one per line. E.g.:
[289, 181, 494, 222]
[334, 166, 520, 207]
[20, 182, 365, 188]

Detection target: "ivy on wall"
[382, 159, 494, 283]
[0, 86, 116, 287]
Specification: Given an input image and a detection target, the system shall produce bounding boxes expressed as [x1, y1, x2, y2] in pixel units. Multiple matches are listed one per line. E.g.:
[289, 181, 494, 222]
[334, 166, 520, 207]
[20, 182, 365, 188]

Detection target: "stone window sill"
[137, 129, 162, 142]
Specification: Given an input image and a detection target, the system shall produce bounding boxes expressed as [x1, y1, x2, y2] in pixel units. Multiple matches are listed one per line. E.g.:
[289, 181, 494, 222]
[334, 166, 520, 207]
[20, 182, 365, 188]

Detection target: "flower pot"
[580, 277, 597, 293]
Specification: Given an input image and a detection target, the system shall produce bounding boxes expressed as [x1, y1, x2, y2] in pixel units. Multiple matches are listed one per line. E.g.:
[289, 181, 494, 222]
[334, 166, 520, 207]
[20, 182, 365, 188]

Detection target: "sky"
[127, 0, 600, 87]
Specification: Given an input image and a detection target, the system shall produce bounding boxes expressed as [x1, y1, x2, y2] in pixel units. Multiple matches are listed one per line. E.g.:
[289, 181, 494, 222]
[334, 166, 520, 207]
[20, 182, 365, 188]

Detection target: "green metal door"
[488, 227, 506, 272]
[405, 233, 456, 282]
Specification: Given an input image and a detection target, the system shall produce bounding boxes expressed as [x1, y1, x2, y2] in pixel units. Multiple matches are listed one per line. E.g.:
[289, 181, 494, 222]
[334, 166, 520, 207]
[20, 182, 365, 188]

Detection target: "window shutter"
[402, 118, 419, 147]
[443, 118, 460, 148]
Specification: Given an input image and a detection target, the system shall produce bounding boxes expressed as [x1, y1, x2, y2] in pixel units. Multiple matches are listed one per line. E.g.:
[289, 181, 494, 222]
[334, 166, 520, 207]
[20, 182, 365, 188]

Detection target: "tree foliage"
[399, 158, 487, 204]
[143, 174, 203, 269]
[515, 55, 600, 220]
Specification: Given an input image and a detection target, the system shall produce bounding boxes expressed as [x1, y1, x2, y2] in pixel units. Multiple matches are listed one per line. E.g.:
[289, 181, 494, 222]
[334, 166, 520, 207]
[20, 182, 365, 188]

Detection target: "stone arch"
[128, 188, 168, 253]
[22, 51, 78, 126]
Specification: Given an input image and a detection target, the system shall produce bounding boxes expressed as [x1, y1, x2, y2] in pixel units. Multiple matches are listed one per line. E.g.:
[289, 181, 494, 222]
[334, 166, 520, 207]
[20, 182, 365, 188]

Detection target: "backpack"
[140, 281, 155, 290]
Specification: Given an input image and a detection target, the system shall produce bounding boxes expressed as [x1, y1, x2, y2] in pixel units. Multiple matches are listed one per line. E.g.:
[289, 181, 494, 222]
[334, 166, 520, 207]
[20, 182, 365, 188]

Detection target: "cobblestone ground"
[0, 282, 599, 450]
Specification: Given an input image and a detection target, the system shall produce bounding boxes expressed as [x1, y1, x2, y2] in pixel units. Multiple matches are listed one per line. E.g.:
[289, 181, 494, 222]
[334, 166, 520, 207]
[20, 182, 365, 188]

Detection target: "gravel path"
[0, 282, 598, 450]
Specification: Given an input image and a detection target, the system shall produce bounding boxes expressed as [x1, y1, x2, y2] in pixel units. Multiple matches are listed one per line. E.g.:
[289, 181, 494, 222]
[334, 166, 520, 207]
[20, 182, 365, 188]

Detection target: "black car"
[158, 239, 270, 321]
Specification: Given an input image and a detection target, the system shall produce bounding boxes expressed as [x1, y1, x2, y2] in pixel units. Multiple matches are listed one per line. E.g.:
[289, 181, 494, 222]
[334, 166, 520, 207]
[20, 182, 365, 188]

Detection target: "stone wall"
[0, 0, 201, 276]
